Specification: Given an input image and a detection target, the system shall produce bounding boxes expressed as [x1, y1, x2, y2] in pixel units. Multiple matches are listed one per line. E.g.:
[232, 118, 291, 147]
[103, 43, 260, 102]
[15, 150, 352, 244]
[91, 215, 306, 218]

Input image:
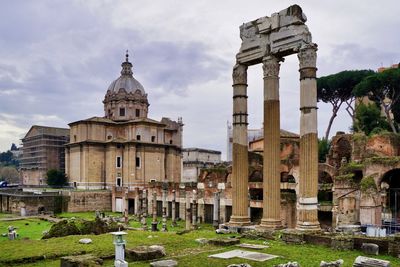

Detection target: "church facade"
[65, 53, 183, 193]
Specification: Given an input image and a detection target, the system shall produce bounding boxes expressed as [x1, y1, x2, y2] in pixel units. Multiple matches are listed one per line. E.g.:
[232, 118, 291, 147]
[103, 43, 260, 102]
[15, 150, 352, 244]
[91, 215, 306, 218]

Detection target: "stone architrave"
[296, 44, 320, 231]
[229, 63, 251, 227]
[259, 56, 283, 230]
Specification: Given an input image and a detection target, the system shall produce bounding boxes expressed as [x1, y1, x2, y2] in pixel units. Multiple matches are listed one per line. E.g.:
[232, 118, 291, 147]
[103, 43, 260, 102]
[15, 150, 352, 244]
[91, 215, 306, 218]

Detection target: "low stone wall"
[353, 236, 389, 254]
[63, 190, 112, 212]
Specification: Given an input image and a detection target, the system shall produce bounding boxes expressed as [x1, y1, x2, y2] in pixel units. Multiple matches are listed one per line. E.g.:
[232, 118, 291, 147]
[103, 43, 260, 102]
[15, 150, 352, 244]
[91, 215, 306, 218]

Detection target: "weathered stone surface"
[209, 250, 278, 262]
[352, 256, 390, 267]
[361, 243, 379, 255]
[195, 238, 208, 245]
[320, 259, 343, 267]
[78, 238, 92, 244]
[331, 236, 353, 251]
[150, 259, 178, 267]
[60, 254, 103, 267]
[216, 228, 230, 234]
[388, 239, 400, 257]
[281, 230, 304, 244]
[208, 238, 240, 246]
[126, 245, 166, 261]
[227, 264, 252, 267]
[236, 243, 269, 250]
[274, 262, 300, 267]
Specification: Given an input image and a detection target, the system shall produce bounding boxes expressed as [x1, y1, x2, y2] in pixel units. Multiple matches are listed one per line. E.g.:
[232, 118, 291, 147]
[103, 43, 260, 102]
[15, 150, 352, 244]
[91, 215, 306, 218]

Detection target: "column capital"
[232, 63, 248, 85]
[262, 56, 281, 78]
[298, 43, 318, 70]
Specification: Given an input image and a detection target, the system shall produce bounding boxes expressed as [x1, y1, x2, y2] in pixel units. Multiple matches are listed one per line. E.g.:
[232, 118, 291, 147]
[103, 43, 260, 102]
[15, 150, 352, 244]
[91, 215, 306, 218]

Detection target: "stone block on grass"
[208, 237, 240, 246]
[126, 245, 166, 261]
[60, 254, 103, 267]
[150, 259, 178, 267]
[361, 243, 379, 255]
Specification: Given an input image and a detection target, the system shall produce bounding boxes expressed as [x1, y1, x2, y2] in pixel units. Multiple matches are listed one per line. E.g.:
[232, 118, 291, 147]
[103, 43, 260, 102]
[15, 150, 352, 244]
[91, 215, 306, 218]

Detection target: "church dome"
[106, 52, 145, 95]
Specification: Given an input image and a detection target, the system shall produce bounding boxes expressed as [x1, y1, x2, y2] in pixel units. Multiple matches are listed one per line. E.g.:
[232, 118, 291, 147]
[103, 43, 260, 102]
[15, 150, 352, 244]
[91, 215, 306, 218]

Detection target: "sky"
[0, 0, 399, 160]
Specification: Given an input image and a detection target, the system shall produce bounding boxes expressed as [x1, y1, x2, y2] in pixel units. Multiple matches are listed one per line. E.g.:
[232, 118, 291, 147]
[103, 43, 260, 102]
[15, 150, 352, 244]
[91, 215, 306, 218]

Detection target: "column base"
[228, 215, 251, 227]
[296, 221, 321, 231]
[257, 218, 283, 230]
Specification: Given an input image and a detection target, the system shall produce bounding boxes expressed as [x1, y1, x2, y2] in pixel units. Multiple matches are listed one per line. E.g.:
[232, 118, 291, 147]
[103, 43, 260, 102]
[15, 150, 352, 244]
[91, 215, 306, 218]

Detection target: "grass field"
[1, 213, 400, 267]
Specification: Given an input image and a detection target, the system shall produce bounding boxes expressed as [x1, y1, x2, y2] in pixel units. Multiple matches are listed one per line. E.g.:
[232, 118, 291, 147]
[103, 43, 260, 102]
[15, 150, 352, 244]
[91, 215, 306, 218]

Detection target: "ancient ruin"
[230, 5, 320, 230]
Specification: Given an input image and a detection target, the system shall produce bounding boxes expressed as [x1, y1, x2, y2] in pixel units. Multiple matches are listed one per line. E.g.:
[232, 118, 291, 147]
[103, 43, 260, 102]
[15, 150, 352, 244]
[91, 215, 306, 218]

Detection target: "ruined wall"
[63, 190, 112, 212]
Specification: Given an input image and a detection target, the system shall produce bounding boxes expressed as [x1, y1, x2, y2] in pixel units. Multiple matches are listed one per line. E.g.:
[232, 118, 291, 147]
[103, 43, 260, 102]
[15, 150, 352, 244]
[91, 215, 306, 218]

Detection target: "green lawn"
[0, 212, 18, 218]
[0, 218, 52, 241]
[1, 214, 400, 267]
[56, 211, 121, 220]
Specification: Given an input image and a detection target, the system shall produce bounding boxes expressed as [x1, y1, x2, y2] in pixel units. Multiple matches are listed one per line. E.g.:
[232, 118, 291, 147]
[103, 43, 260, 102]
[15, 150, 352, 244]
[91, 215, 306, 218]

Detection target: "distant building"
[65, 53, 183, 212]
[182, 148, 221, 182]
[226, 121, 263, 161]
[20, 125, 70, 185]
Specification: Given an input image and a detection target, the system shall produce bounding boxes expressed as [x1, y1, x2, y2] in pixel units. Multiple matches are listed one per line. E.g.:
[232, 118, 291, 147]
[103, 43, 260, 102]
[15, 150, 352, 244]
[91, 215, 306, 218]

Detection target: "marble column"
[229, 63, 251, 226]
[134, 187, 140, 215]
[141, 189, 148, 230]
[185, 193, 191, 230]
[151, 191, 158, 231]
[213, 191, 220, 229]
[296, 44, 320, 231]
[192, 190, 198, 229]
[259, 56, 283, 230]
[172, 190, 177, 226]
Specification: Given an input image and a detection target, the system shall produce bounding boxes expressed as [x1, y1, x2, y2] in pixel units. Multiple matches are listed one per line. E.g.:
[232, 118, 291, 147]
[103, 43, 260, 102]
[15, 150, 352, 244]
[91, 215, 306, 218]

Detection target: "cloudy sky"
[0, 0, 399, 159]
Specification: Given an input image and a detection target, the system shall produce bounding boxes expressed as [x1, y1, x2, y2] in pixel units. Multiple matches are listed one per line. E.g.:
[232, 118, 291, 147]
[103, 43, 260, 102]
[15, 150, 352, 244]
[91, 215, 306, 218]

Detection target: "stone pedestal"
[259, 56, 283, 230]
[296, 44, 320, 231]
[229, 63, 251, 227]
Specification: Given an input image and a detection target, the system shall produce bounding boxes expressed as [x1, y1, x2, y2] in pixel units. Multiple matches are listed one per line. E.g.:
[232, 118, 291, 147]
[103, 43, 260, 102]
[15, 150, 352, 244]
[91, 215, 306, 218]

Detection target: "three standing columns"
[229, 63, 251, 226]
[259, 56, 283, 229]
[296, 44, 320, 230]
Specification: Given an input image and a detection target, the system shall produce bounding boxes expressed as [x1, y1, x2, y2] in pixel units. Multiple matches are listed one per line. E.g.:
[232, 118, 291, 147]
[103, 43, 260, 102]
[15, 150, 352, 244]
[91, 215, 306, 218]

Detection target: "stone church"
[65, 53, 183, 204]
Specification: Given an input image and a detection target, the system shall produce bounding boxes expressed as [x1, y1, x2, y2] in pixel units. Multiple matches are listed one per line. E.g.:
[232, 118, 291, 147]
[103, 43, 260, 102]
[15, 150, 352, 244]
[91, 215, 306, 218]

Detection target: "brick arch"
[318, 163, 337, 181]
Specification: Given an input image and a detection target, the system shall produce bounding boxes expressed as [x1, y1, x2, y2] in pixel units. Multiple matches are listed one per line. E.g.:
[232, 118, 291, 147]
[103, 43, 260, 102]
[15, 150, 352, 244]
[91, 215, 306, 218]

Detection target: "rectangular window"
[136, 135, 141, 141]
[136, 157, 141, 168]
[119, 108, 125, 116]
[116, 177, 122, 187]
[151, 136, 156, 142]
[135, 109, 140, 117]
[116, 156, 122, 168]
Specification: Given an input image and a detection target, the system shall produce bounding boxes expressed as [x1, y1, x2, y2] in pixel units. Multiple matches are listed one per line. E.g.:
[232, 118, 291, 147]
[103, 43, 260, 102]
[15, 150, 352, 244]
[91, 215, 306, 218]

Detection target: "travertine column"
[229, 63, 251, 226]
[259, 56, 283, 229]
[134, 187, 140, 215]
[296, 44, 320, 230]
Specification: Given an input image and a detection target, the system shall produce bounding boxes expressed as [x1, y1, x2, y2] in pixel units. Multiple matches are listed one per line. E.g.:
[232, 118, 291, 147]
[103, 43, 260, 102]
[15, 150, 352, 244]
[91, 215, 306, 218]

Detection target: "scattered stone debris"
[60, 254, 103, 267]
[216, 228, 230, 234]
[209, 249, 278, 262]
[208, 237, 240, 246]
[274, 262, 300, 267]
[227, 264, 252, 267]
[125, 245, 166, 261]
[353, 256, 390, 267]
[150, 259, 178, 267]
[195, 238, 209, 245]
[79, 238, 92, 244]
[236, 243, 269, 250]
[361, 243, 379, 255]
[320, 259, 343, 267]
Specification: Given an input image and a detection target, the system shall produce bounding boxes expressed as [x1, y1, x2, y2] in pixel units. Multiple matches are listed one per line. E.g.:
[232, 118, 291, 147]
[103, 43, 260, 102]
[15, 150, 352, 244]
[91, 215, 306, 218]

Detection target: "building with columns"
[65, 53, 183, 211]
